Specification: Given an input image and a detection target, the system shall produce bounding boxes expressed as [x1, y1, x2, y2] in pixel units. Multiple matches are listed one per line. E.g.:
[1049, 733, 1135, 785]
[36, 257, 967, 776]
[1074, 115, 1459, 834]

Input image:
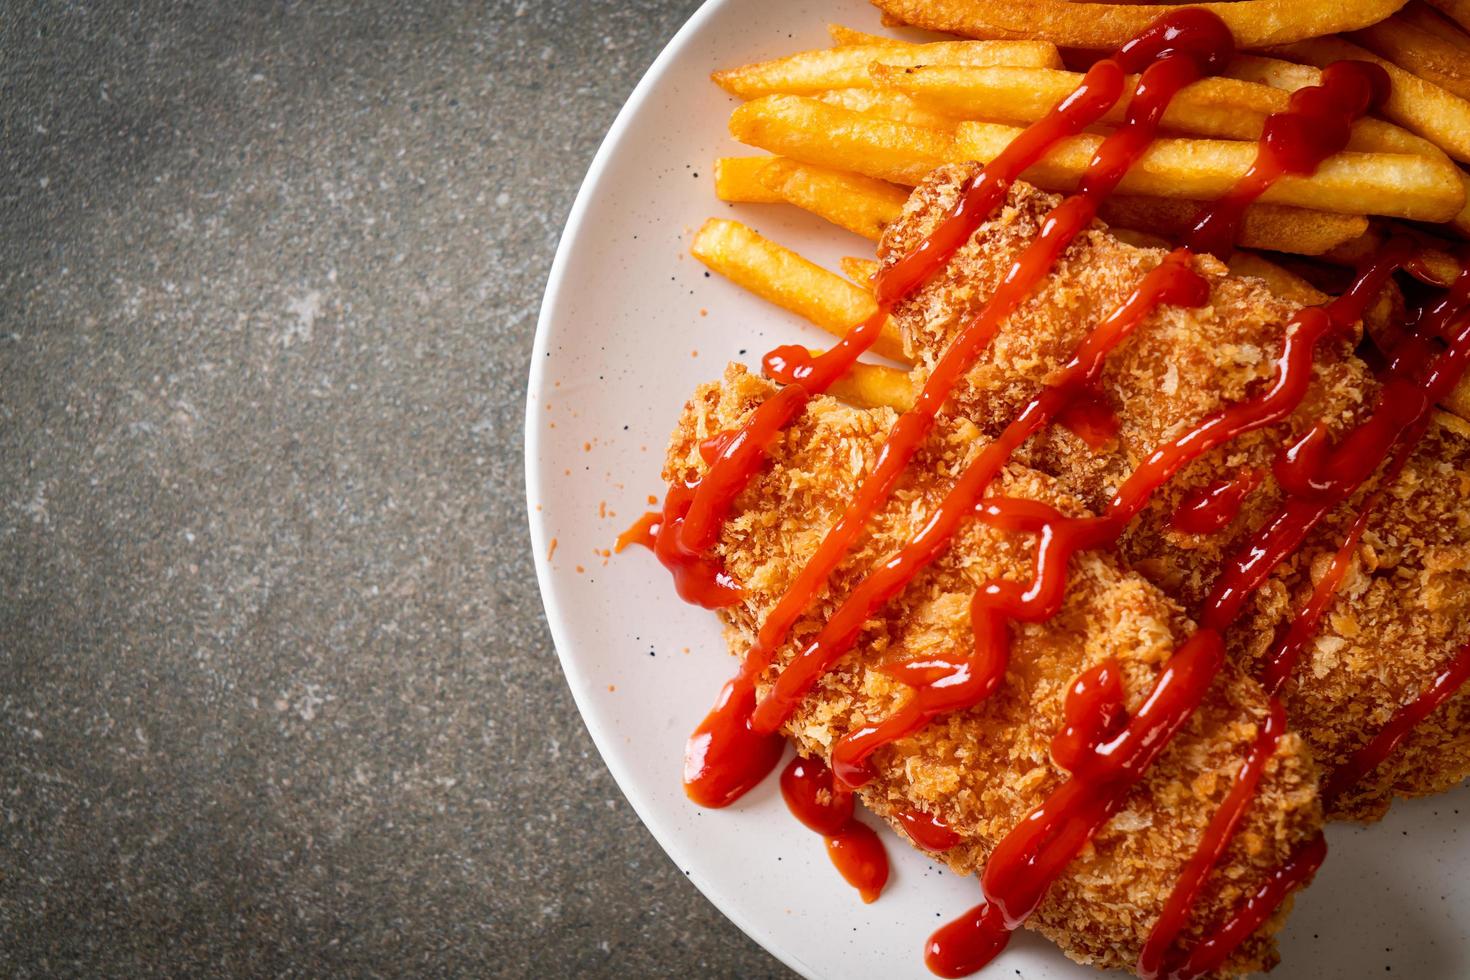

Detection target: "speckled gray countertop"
[0, 2, 791, 975]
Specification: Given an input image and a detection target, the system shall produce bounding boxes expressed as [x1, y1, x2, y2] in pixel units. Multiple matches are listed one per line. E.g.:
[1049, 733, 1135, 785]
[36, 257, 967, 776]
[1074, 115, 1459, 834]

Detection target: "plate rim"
[522, 2, 819, 977]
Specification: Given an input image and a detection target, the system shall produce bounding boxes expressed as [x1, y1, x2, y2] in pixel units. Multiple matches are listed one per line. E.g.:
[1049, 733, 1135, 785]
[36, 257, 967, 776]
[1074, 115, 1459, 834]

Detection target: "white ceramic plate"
[524, 2, 1470, 976]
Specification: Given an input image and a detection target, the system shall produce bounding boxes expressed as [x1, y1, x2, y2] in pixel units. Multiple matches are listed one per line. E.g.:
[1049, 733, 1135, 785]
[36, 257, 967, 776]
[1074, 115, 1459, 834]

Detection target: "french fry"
[875, 64, 1442, 157]
[1455, 169, 1470, 237]
[1226, 252, 1329, 306]
[1427, 0, 1470, 32]
[757, 159, 910, 241]
[817, 88, 962, 131]
[728, 97, 1371, 253]
[1352, 14, 1470, 100]
[1268, 37, 1470, 164]
[827, 23, 966, 47]
[955, 122, 1465, 221]
[711, 39, 1062, 99]
[1320, 227, 1386, 268]
[1399, 0, 1470, 44]
[1098, 196, 1367, 255]
[819, 352, 918, 410]
[715, 155, 908, 242]
[1223, 53, 1323, 92]
[828, 24, 906, 47]
[689, 218, 910, 363]
[869, 0, 1411, 50]
[714, 156, 785, 203]
[730, 95, 956, 187]
[1322, 224, 1463, 283]
[840, 256, 881, 286]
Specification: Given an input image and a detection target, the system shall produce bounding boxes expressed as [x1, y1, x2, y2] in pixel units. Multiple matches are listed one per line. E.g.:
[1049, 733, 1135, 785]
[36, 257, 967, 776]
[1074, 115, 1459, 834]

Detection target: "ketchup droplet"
[683, 675, 784, 808]
[926, 902, 1012, 979]
[826, 822, 889, 904]
[897, 807, 962, 852]
[1168, 468, 1264, 535]
[779, 755, 890, 903]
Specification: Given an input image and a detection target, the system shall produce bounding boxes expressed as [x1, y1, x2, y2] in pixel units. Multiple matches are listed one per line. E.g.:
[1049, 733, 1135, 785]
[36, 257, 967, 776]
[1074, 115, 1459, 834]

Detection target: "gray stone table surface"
[1, 2, 793, 976]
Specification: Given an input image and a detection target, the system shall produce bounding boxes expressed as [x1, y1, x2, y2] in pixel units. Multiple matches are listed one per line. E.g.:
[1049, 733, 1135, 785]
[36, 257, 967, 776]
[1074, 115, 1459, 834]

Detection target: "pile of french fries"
[691, 1, 1470, 420]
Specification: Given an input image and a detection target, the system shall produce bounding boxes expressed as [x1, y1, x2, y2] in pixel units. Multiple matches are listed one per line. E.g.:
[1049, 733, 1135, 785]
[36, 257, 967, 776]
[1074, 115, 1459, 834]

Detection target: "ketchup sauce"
[780, 755, 889, 903]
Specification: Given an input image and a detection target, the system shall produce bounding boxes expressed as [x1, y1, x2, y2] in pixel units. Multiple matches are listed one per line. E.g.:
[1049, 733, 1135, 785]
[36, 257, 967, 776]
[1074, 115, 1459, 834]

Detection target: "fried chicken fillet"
[882, 165, 1470, 821]
[668, 365, 1322, 976]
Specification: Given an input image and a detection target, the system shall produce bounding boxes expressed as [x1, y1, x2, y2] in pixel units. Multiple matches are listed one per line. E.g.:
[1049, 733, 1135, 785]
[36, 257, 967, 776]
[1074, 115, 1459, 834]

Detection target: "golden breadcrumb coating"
[666, 365, 1322, 976]
[881, 165, 1470, 821]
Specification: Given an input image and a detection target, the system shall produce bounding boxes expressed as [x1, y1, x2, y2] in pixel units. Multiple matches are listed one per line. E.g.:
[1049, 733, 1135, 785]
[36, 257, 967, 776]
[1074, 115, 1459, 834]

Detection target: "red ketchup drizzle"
[1055, 390, 1121, 452]
[1138, 699, 1287, 978]
[615, 511, 659, 553]
[1258, 434, 1413, 700]
[1164, 831, 1328, 980]
[1323, 637, 1470, 805]
[926, 903, 1012, 979]
[780, 755, 889, 902]
[898, 807, 963, 852]
[1186, 60, 1389, 258]
[1168, 467, 1264, 535]
[1202, 257, 1470, 635]
[1050, 659, 1127, 772]
[684, 672, 785, 808]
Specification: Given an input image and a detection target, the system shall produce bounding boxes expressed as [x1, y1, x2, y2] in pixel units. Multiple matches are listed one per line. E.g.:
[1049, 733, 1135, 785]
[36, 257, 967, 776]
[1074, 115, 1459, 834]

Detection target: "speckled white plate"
[524, 2, 1470, 977]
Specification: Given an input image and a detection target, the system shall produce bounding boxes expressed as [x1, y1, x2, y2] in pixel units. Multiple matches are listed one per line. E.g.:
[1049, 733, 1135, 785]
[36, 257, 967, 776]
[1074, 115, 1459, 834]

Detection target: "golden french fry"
[955, 121, 1465, 221]
[817, 88, 962, 131]
[1352, 13, 1470, 101]
[1320, 226, 1386, 268]
[710, 39, 1061, 99]
[1223, 53, 1323, 91]
[730, 95, 955, 186]
[1226, 252, 1329, 307]
[1399, 0, 1470, 40]
[1401, 0, 1470, 43]
[1322, 224, 1463, 283]
[1097, 196, 1368, 256]
[1268, 37, 1470, 164]
[840, 256, 881, 286]
[689, 218, 910, 363]
[1427, 0, 1470, 32]
[714, 157, 785, 203]
[818, 351, 918, 410]
[875, 64, 1441, 156]
[827, 24, 906, 46]
[827, 23, 966, 46]
[1455, 169, 1470, 237]
[757, 159, 910, 241]
[869, 0, 1410, 50]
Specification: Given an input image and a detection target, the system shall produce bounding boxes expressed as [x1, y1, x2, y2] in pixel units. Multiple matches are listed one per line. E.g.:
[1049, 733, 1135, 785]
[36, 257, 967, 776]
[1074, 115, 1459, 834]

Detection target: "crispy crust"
[667, 365, 1322, 976]
[882, 165, 1470, 821]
